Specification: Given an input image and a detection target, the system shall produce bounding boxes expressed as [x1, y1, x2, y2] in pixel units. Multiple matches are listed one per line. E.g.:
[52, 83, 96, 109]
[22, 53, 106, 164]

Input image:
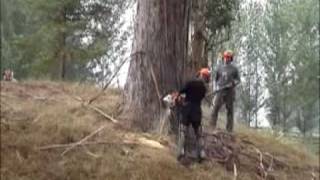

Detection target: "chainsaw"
[162, 91, 186, 109]
[204, 81, 240, 105]
[159, 91, 186, 135]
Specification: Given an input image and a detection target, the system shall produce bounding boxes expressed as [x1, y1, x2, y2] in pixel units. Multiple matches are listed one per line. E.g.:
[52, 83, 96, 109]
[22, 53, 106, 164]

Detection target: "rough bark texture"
[57, 7, 67, 80]
[190, 0, 208, 73]
[123, 0, 190, 131]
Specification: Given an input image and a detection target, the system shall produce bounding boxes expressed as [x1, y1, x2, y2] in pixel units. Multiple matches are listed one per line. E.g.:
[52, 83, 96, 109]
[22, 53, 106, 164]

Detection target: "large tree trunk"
[190, 0, 208, 73]
[60, 50, 67, 79]
[55, 7, 67, 80]
[123, 0, 190, 131]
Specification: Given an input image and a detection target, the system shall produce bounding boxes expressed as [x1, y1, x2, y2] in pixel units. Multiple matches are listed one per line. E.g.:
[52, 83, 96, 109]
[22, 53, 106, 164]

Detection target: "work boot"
[197, 139, 206, 162]
[177, 147, 185, 161]
[177, 125, 187, 161]
[195, 126, 206, 162]
[198, 148, 206, 162]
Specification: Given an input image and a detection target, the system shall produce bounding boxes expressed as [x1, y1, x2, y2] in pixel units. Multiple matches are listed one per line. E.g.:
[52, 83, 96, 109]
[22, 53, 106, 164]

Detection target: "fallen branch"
[263, 152, 288, 168]
[66, 94, 119, 124]
[61, 125, 107, 156]
[81, 144, 100, 158]
[254, 147, 268, 179]
[243, 143, 289, 170]
[311, 168, 316, 180]
[137, 137, 166, 149]
[38, 141, 137, 151]
[87, 105, 118, 123]
[264, 152, 274, 172]
[32, 114, 44, 124]
[16, 150, 23, 163]
[69, 95, 84, 102]
[32, 96, 48, 101]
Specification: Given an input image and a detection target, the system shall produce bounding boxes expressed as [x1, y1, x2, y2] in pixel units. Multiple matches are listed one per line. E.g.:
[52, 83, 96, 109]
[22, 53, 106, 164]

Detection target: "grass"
[1, 80, 319, 180]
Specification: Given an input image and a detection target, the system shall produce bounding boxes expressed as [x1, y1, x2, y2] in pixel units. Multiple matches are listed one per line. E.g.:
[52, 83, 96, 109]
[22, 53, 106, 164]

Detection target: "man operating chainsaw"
[211, 50, 240, 132]
[176, 68, 210, 161]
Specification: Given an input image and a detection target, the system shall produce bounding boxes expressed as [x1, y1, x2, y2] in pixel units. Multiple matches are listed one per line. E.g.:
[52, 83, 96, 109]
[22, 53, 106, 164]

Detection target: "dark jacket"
[179, 78, 207, 105]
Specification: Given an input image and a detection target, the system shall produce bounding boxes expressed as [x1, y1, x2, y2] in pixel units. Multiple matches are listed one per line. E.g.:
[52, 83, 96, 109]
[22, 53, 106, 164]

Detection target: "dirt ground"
[1, 81, 319, 180]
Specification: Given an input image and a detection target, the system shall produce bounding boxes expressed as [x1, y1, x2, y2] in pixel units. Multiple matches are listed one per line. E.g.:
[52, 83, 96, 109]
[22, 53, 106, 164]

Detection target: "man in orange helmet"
[177, 68, 210, 162]
[211, 50, 240, 132]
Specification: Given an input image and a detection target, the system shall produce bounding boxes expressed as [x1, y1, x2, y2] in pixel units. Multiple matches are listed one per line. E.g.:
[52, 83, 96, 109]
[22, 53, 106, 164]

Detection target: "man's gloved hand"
[222, 82, 234, 89]
[227, 80, 240, 88]
[214, 81, 236, 92]
[171, 92, 185, 106]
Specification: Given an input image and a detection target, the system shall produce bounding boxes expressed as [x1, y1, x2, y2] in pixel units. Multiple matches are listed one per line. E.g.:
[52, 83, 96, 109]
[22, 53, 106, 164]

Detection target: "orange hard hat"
[198, 68, 210, 80]
[223, 50, 233, 60]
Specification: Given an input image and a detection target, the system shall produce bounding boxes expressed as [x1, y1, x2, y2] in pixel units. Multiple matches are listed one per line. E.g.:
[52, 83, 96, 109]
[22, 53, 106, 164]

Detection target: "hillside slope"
[1, 81, 319, 180]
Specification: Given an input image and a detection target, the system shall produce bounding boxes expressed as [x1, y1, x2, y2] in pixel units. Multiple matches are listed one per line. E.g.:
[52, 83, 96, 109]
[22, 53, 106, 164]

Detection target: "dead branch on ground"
[66, 93, 119, 124]
[87, 105, 118, 123]
[38, 141, 137, 151]
[61, 125, 107, 156]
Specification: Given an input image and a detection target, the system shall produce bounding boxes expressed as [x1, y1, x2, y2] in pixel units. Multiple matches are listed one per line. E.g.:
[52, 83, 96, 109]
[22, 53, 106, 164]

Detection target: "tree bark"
[123, 0, 190, 131]
[190, 0, 208, 73]
[56, 7, 67, 80]
[60, 50, 67, 79]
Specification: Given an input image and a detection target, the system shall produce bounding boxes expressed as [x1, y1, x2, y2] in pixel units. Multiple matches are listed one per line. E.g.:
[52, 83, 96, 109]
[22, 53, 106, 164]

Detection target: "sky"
[109, 4, 135, 88]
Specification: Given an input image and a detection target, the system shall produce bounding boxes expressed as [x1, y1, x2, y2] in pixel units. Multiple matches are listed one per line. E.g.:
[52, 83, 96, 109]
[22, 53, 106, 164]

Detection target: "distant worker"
[2, 69, 17, 82]
[211, 50, 240, 132]
[177, 68, 210, 161]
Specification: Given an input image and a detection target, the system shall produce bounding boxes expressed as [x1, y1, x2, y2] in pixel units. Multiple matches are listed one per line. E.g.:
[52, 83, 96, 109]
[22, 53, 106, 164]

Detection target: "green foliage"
[207, 0, 239, 31]
[228, 0, 319, 134]
[206, 0, 240, 52]
[263, 0, 319, 132]
[1, 0, 131, 80]
[1, 0, 29, 76]
[231, 1, 266, 127]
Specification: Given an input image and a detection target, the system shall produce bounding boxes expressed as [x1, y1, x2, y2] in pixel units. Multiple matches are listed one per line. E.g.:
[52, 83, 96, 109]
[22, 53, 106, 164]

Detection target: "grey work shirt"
[214, 63, 240, 90]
